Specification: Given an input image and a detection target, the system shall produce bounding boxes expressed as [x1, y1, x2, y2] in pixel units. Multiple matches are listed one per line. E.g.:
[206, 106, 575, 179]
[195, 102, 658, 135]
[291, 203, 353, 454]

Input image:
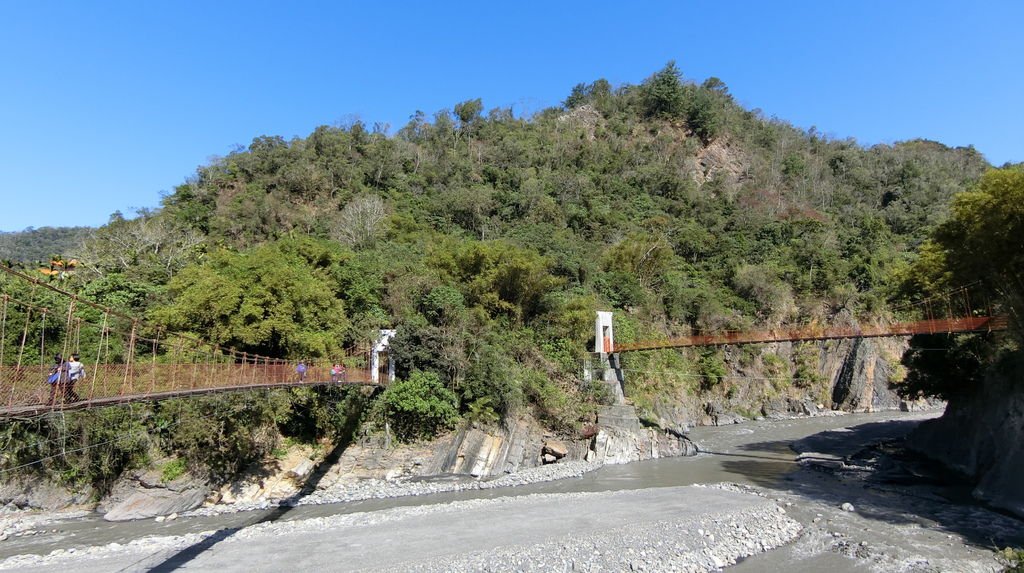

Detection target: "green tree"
[898, 333, 997, 400]
[153, 239, 348, 357]
[701, 76, 731, 99]
[896, 168, 1023, 399]
[686, 88, 724, 144]
[379, 370, 459, 442]
[904, 168, 1024, 336]
[454, 98, 484, 131]
[641, 61, 686, 120]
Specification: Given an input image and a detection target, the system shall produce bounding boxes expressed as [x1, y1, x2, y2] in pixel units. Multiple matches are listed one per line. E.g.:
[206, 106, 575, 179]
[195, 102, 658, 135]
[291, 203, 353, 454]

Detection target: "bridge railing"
[0, 264, 387, 416]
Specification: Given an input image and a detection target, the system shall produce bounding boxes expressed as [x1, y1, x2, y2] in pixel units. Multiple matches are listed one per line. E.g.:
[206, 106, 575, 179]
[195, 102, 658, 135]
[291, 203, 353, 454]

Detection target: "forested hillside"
[0, 226, 93, 263]
[0, 63, 994, 488]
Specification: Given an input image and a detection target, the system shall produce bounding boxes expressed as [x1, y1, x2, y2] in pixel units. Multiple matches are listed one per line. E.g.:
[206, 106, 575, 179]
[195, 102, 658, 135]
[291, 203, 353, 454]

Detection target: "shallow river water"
[3, 409, 1022, 570]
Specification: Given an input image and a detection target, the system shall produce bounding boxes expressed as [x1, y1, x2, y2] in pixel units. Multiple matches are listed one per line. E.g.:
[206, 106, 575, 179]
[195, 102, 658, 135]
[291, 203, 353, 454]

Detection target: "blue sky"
[1, 1, 1021, 232]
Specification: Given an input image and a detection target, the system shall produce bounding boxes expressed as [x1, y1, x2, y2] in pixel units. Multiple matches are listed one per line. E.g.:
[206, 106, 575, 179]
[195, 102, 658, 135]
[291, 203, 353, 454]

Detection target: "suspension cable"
[0, 294, 8, 368]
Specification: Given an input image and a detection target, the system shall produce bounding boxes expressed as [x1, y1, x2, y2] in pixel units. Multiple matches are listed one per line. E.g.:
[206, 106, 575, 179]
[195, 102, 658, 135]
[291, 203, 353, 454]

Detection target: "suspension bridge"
[592, 285, 1008, 354]
[612, 315, 1007, 352]
[0, 265, 390, 418]
[0, 262, 1009, 418]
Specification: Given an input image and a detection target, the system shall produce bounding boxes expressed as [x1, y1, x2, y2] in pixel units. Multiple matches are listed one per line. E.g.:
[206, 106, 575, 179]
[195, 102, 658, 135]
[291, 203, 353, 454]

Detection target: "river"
[2, 409, 1022, 571]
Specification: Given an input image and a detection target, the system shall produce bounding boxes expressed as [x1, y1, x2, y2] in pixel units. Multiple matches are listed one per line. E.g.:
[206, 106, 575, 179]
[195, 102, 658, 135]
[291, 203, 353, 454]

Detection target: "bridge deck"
[0, 378, 379, 417]
[0, 364, 381, 418]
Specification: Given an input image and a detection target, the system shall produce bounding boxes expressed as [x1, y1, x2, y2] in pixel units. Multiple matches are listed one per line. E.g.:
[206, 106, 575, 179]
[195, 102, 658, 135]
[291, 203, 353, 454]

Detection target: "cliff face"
[324, 409, 696, 484]
[828, 337, 904, 412]
[906, 352, 1024, 518]
[636, 337, 912, 432]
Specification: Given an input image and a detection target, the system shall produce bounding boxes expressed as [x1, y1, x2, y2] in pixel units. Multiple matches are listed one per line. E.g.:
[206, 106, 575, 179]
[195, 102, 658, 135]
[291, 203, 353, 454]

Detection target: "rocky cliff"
[633, 336, 911, 433]
[317, 407, 696, 488]
[906, 352, 1024, 518]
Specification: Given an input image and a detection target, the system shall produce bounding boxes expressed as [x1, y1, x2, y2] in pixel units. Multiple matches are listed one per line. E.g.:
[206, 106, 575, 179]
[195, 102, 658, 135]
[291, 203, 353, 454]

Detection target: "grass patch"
[160, 458, 187, 483]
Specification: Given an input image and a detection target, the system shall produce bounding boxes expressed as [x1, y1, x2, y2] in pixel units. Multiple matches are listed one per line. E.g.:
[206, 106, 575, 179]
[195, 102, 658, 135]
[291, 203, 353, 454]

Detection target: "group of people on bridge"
[46, 353, 86, 405]
[295, 361, 347, 384]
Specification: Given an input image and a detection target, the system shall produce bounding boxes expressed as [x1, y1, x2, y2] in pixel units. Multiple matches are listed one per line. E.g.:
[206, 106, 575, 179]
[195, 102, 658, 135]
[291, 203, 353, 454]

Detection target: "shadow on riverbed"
[715, 419, 1024, 550]
[145, 439, 349, 572]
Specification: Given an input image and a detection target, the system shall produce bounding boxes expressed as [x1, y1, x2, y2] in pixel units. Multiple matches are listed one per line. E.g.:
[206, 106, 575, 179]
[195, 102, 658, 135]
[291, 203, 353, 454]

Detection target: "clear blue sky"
[1, 1, 1021, 232]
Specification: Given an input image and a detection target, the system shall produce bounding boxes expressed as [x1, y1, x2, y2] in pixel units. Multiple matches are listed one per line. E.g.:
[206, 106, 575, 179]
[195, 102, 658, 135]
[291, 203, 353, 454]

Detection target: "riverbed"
[1, 410, 1021, 571]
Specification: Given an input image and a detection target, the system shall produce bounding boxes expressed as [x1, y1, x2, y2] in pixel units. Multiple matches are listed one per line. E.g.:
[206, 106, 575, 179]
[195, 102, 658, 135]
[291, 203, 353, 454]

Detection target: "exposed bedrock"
[907, 352, 1024, 518]
[638, 336, 927, 433]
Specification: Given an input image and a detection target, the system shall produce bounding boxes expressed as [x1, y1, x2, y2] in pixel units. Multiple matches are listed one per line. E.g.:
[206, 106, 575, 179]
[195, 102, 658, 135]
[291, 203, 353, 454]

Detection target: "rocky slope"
[907, 352, 1024, 518]
[633, 335, 916, 433]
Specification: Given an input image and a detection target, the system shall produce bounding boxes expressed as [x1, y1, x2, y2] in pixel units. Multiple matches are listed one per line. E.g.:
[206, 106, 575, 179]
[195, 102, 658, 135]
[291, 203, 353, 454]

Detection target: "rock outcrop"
[213, 447, 320, 506]
[638, 335, 910, 432]
[317, 406, 697, 491]
[0, 479, 92, 511]
[907, 352, 1024, 518]
[592, 404, 698, 464]
[830, 338, 903, 411]
[99, 470, 208, 521]
[320, 416, 588, 485]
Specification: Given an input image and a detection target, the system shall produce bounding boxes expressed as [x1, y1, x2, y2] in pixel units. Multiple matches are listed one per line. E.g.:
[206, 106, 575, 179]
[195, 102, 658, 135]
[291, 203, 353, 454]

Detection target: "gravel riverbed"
[1, 486, 801, 572]
[3, 411, 1021, 572]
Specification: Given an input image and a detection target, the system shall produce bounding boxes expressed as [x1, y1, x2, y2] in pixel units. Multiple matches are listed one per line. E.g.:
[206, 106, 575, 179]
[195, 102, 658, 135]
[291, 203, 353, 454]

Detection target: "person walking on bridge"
[65, 353, 84, 402]
[46, 353, 67, 405]
[296, 361, 307, 382]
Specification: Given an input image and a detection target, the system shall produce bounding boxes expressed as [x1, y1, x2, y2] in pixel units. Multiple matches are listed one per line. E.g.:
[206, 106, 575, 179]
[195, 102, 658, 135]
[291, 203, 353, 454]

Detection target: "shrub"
[699, 351, 727, 391]
[160, 458, 187, 482]
[380, 371, 459, 442]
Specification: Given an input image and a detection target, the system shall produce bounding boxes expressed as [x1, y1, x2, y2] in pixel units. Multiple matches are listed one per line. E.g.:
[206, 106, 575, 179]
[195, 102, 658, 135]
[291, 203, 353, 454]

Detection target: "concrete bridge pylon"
[589, 311, 625, 404]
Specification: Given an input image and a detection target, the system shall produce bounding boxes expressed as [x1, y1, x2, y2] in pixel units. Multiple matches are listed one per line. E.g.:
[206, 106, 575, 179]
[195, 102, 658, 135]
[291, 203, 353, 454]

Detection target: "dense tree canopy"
[899, 168, 1023, 333]
[0, 226, 93, 264]
[153, 239, 350, 357]
[898, 168, 1023, 399]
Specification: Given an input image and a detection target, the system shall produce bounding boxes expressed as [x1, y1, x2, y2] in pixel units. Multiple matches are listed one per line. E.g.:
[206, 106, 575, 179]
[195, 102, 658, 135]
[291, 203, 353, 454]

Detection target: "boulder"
[103, 485, 207, 521]
[100, 469, 208, 521]
[218, 481, 263, 505]
[542, 453, 557, 464]
[287, 458, 315, 480]
[542, 440, 569, 459]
